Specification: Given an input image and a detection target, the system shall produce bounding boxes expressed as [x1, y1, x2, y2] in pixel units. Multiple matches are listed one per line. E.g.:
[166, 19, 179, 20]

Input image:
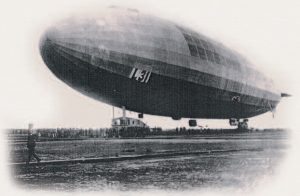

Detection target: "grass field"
[9, 131, 289, 191]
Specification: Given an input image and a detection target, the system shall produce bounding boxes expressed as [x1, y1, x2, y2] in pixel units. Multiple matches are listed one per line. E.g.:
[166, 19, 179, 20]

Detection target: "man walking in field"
[26, 124, 41, 164]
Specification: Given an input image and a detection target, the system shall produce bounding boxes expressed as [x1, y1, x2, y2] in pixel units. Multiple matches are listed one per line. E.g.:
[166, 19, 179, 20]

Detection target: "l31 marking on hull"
[129, 68, 152, 83]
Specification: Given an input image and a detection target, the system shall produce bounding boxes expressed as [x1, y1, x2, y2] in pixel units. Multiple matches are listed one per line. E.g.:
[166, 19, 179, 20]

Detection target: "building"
[111, 117, 148, 129]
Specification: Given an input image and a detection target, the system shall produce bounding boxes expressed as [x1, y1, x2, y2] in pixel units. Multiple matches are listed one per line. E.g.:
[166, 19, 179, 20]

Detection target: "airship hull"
[40, 8, 281, 120]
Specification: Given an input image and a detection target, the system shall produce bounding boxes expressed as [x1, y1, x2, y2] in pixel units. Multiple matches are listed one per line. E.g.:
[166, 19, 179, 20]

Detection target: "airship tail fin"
[281, 93, 291, 97]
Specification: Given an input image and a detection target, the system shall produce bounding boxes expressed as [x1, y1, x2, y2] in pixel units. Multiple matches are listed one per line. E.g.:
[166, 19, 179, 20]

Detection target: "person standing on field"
[26, 124, 41, 164]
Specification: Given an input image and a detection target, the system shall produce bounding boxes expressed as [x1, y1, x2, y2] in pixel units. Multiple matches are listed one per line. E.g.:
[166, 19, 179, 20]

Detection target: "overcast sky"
[0, 0, 299, 129]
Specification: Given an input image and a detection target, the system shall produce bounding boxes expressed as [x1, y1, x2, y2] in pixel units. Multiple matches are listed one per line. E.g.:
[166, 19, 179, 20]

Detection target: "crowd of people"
[7, 126, 261, 141]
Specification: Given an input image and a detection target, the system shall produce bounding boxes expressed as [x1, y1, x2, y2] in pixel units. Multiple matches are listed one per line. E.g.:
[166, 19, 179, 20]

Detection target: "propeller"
[268, 101, 276, 118]
[269, 92, 291, 118]
[271, 108, 276, 118]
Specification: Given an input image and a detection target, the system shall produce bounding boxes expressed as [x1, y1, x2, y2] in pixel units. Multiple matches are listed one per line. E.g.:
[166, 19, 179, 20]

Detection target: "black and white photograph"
[1, 0, 299, 195]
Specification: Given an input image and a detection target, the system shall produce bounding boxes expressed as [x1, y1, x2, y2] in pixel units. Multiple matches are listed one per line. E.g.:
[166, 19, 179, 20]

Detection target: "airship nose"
[39, 27, 61, 74]
[39, 23, 96, 92]
[39, 26, 80, 84]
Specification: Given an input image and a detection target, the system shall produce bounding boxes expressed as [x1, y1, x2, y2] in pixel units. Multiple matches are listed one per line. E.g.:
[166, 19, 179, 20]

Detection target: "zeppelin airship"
[39, 7, 287, 128]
